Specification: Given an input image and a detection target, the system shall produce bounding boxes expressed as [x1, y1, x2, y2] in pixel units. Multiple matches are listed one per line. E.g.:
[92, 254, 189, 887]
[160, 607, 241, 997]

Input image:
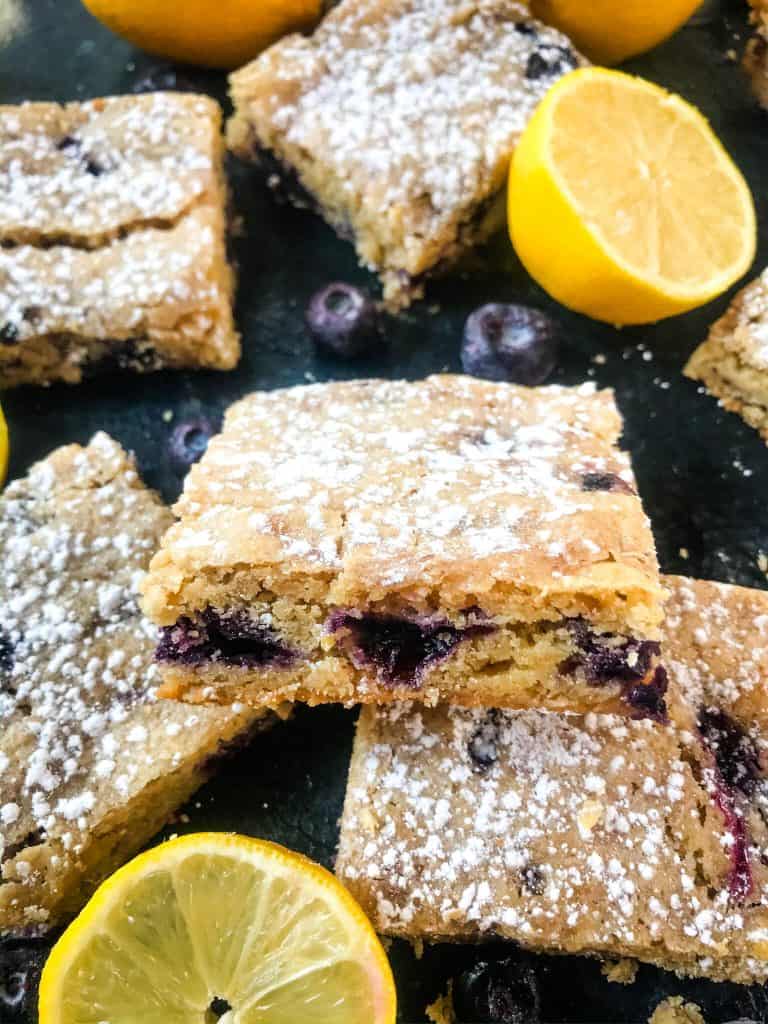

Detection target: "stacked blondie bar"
[141, 373, 768, 985]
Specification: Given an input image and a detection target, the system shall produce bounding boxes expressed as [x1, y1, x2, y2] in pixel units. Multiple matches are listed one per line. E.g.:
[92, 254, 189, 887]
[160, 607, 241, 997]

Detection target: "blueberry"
[157, 608, 296, 669]
[521, 864, 545, 895]
[0, 626, 14, 676]
[461, 304, 559, 386]
[305, 283, 380, 357]
[55, 134, 80, 153]
[84, 157, 105, 177]
[131, 65, 198, 94]
[0, 323, 19, 346]
[698, 707, 761, 798]
[624, 665, 669, 723]
[525, 45, 578, 81]
[0, 938, 48, 1022]
[327, 611, 495, 688]
[580, 472, 635, 495]
[468, 713, 499, 771]
[454, 957, 540, 1024]
[169, 417, 216, 475]
[514, 21, 537, 36]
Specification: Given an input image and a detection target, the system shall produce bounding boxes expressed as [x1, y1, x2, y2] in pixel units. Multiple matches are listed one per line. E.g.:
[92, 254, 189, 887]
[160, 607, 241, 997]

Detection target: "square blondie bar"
[336, 575, 768, 984]
[142, 376, 666, 718]
[228, 0, 585, 309]
[0, 434, 276, 933]
[0, 94, 239, 388]
[685, 269, 768, 441]
[745, 1, 768, 109]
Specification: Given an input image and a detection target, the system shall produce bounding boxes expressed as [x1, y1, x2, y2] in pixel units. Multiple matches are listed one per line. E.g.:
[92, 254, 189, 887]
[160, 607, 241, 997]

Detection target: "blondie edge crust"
[0, 94, 239, 389]
[0, 434, 277, 933]
[685, 269, 768, 442]
[142, 375, 665, 719]
[228, 0, 585, 309]
[336, 575, 768, 984]
[745, 0, 768, 109]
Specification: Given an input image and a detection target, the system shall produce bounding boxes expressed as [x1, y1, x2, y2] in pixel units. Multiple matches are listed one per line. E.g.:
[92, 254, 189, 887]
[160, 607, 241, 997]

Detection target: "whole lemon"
[531, 0, 703, 65]
[81, 0, 323, 69]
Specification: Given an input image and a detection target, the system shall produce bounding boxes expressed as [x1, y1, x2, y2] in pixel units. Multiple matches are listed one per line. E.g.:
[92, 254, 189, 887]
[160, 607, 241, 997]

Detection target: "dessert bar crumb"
[0, 93, 239, 388]
[143, 375, 665, 718]
[0, 433, 276, 932]
[228, 0, 585, 309]
[685, 269, 768, 442]
[745, 1, 768, 109]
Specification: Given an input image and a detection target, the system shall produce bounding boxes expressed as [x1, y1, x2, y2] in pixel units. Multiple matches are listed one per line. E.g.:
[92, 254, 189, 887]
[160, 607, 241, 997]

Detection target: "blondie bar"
[0, 94, 239, 388]
[685, 269, 768, 441]
[142, 376, 666, 718]
[745, 0, 768, 109]
[336, 575, 768, 984]
[228, 0, 585, 310]
[0, 434, 275, 933]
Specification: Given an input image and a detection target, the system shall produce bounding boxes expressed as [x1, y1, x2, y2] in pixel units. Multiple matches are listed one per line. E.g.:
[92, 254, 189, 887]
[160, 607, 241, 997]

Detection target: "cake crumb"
[648, 996, 706, 1024]
[601, 958, 638, 985]
[679, 548, 690, 560]
[425, 984, 455, 1024]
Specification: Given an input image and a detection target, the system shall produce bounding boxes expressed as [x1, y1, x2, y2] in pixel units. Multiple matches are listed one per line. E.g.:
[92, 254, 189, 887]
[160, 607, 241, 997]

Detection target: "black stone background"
[1, 0, 768, 1021]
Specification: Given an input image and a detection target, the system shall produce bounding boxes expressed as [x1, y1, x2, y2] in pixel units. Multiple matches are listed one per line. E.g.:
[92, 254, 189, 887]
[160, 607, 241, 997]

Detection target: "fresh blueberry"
[0, 323, 18, 346]
[454, 957, 541, 1024]
[0, 937, 48, 1022]
[328, 611, 495, 688]
[169, 417, 216, 475]
[698, 707, 761, 798]
[305, 283, 380, 358]
[131, 65, 198, 94]
[525, 45, 578, 81]
[468, 713, 500, 771]
[580, 472, 635, 495]
[461, 304, 559, 386]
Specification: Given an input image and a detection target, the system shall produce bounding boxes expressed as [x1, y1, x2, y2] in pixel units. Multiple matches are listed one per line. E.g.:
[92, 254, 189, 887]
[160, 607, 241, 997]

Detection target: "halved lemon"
[508, 68, 756, 325]
[0, 402, 8, 487]
[39, 833, 396, 1024]
[530, 0, 703, 65]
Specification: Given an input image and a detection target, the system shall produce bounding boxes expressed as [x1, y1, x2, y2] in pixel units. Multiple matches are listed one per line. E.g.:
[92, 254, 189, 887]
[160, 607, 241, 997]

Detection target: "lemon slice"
[530, 0, 703, 65]
[39, 833, 396, 1024]
[0, 402, 7, 487]
[508, 68, 757, 326]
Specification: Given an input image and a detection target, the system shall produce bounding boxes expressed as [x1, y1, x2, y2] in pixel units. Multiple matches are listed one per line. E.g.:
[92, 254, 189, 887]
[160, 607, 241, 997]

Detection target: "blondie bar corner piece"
[142, 375, 666, 719]
[0, 433, 278, 934]
[745, 0, 768, 109]
[336, 575, 768, 985]
[0, 93, 240, 389]
[684, 269, 768, 442]
[227, 0, 587, 310]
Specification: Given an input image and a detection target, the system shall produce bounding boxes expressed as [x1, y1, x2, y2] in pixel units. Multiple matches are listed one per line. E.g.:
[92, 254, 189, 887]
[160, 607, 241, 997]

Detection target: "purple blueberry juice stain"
[697, 706, 762, 900]
[157, 609, 296, 668]
[327, 610, 496, 687]
[580, 472, 636, 495]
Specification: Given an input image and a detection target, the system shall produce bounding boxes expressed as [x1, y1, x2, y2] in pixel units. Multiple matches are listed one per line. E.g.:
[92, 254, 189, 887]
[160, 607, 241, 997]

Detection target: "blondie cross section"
[0, 434, 276, 933]
[336, 575, 768, 984]
[142, 376, 665, 718]
[0, 94, 239, 388]
[228, 0, 585, 309]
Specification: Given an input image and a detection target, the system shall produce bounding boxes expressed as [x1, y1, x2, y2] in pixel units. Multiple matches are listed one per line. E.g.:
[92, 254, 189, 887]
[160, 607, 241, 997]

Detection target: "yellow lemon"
[0, 402, 7, 487]
[81, 0, 322, 69]
[508, 68, 756, 326]
[531, 0, 703, 65]
[39, 832, 397, 1024]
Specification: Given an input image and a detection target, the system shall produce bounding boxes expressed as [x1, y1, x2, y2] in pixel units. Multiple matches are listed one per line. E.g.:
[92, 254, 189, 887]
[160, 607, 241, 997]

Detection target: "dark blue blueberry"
[305, 283, 380, 357]
[55, 134, 80, 153]
[157, 608, 295, 669]
[0, 626, 14, 677]
[468, 713, 499, 771]
[461, 304, 559, 386]
[581, 472, 635, 495]
[525, 45, 578, 81]
[169, 417, 216, 475]
[560, 620, 661, 686]
[514, 21, 537, 36]
[698, 706, 761, 798]
[131, 65, 198, 94]
[328, 611, 495, 688]
[0, 323, 19, 346]
[0, 937, 48, 1022]
[85, 157, 105, 177]
[454, 957, 540, 1024]
[624, 665, 669, 723]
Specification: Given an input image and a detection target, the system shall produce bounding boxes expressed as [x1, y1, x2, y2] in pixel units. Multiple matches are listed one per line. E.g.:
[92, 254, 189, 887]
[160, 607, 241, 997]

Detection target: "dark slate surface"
[1, 1, 768, 1021]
